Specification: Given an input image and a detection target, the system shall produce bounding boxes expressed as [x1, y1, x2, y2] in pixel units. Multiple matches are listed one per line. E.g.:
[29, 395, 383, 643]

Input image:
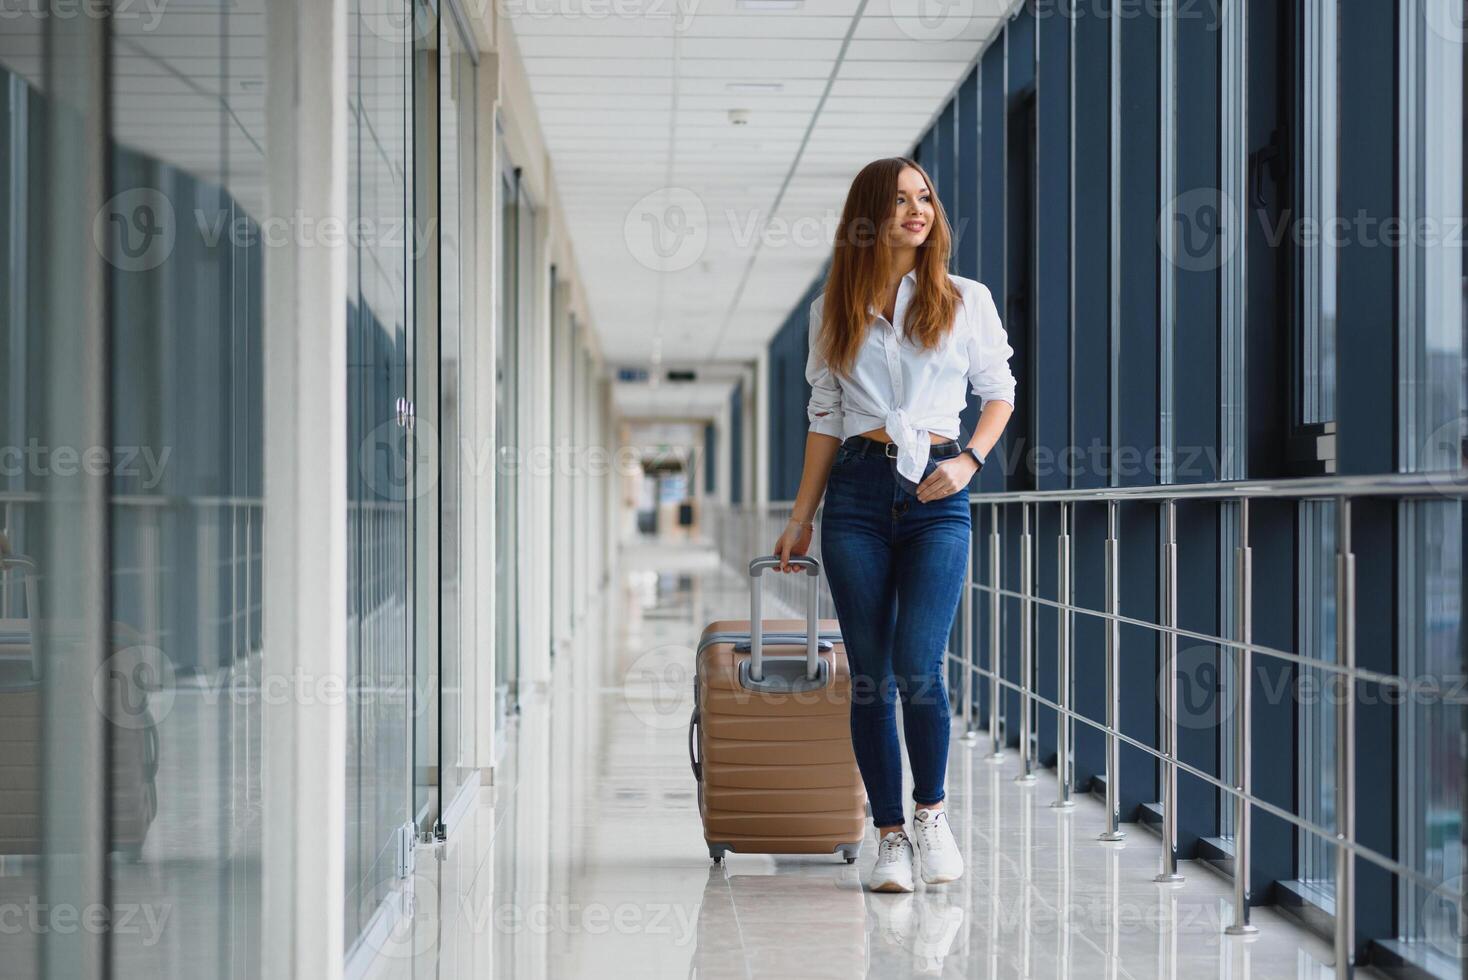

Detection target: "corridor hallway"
[365, 543, 1354, 980]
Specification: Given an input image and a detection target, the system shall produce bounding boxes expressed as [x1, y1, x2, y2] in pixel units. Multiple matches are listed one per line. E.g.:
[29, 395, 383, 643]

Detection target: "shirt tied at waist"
[884, 408, 953, 485]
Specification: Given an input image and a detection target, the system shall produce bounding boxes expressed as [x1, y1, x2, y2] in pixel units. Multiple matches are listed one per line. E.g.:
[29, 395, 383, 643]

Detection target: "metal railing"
[1, 491, 267, 664]
[716, 470, 1468, 977]
[958, 472, 1468, 979]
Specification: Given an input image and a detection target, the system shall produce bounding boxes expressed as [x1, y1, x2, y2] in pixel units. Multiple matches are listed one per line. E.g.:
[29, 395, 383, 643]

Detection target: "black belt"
[841, 434, 961, 460]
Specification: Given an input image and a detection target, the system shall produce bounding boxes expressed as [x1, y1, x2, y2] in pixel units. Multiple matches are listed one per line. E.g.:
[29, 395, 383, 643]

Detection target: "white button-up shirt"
[805, 270, 1017, 484]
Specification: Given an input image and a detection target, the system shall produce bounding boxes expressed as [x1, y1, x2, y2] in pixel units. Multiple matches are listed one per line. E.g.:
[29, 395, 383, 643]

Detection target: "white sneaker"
[868, 830, 916, 893]
[911, 808, 964, 885]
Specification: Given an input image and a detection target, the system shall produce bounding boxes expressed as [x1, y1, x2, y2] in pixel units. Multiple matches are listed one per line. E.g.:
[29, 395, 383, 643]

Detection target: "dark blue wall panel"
[1336, 0, 1400, 951]
[766, 279, 828, 502]
[704, 422, 716, 494]
[729, 378, 743, 505]
[1115, 0, 1162, 822]
[1173, 0, 1223, 852]
[955, 67, 981, 283]
[980, 38, 1008, 496]
[1069, 0, 1112, 791]
[1032, 0, 1071, 767]
[937, 101, 957, 261]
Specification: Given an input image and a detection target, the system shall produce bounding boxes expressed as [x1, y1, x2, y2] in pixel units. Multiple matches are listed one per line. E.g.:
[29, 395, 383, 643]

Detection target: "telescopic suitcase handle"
[747, 555, 822, 682]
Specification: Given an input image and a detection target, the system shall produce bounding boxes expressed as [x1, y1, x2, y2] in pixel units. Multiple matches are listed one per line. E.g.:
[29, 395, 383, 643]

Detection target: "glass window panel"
[438, 14, 475, 815]
[0, 20, 111, 978]
[103, 4, 267, 974]
[1398, 0, 1465, 954]
[345, 0, 413, 955]
[496, 158, 518, 731]
[1401, 501, 1465, 952]
[1298, 0, 1339, 426]
[1297, 499, 1337, 893]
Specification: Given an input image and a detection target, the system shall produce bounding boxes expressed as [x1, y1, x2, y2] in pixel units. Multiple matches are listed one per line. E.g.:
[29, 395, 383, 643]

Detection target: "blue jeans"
[820, 436, 972, 828]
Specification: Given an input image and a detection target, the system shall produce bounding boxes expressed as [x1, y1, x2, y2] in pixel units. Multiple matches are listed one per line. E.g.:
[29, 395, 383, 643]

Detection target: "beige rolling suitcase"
[689, 555, 867, 864]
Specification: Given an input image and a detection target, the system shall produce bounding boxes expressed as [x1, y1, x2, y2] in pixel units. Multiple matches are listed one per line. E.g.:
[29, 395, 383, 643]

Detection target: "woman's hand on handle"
[773, 519, 813, 573]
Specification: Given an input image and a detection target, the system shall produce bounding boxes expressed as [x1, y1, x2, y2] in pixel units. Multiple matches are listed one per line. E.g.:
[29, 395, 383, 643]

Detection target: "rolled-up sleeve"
[805, 297, 845, 438]
[965, 283, 1017, 407]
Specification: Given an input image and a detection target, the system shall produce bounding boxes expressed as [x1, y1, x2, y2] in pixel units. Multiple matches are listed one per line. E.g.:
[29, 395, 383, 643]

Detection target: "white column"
[716, 400, 731, 507]
[260, 0, 348, 977]
[603, 379, 618, 585]
[551, 279, 574, 651]
[473, 52, 501, 772]
[524, 206, 553, 687]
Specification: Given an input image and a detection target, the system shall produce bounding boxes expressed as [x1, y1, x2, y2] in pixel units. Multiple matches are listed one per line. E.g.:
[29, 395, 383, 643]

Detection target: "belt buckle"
[884, 441, 898, 459]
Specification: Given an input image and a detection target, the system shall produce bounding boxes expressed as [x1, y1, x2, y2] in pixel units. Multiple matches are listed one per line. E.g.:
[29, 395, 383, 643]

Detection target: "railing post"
[963, 501, 979, 742]
[1051, 501, 1075, 809]
[1226, 498, 1258, 935]
[1100, 499, 1126, 841]
[988, 502, 1004, 761]
[1333, 497, 1355, 977]
[1155, 498, 1184, 882]
[1016, 502, 1035, 783]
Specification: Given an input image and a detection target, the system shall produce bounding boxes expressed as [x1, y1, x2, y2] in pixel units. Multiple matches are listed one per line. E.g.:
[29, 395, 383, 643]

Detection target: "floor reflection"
[363, 542, 1362, 980]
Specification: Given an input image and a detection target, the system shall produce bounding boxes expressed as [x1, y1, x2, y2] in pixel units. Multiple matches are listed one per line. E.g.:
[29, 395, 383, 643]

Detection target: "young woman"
[772, 157, 1016, 893]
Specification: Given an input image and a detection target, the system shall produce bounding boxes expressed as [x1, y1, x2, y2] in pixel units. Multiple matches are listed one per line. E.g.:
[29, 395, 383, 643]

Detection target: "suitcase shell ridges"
[703, 763, 859, 790]
[702, 786, 866, 815]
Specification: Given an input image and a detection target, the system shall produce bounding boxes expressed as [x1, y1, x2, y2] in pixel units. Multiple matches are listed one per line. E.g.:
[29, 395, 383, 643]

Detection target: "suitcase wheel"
[844, 856, 856, 864]
[711, 855, 722, 864]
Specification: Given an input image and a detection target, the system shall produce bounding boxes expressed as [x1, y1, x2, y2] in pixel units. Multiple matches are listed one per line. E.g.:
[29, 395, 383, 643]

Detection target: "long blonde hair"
[818, 157, 961, 379]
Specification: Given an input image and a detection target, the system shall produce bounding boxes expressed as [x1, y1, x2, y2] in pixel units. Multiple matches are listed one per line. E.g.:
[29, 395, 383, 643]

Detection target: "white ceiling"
[509, 0, 1012, 419]
[614, 377, 743, 418]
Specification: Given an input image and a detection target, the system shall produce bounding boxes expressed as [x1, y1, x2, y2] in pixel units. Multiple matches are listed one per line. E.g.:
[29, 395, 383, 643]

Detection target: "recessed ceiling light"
[726, 81, 785, 93]
[736, 0, 803, 10]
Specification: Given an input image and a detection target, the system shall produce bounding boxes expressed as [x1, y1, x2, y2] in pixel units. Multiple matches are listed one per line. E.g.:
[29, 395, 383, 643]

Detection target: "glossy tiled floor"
[363, 540, 1368, 980]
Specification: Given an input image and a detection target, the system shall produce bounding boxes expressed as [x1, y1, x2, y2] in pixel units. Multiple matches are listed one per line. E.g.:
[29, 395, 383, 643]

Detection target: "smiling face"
[884, 166, 934, 249]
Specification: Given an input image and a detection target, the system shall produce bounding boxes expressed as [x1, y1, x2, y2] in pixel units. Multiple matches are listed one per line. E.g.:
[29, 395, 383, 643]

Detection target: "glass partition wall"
[436, 2, 477, 834]
[3, 13, 116, 980]
[495, 140, 524, 741]
[108, 6, 269, 976]
[346, 0, 481, 957]
[345, 0, 414, 955]
[3, 3, 274, 976]
[410, 0, 440, 844]
[0, 1, 493, 974]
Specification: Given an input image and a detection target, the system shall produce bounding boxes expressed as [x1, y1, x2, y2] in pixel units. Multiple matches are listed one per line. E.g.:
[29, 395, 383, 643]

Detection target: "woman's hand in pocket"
[773, 519, 813, 572]
[916, 455, 979, 503]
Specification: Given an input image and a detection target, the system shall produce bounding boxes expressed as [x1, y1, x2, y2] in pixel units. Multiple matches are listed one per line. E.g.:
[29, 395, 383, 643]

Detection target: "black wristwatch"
[963, 446, 984, 471]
